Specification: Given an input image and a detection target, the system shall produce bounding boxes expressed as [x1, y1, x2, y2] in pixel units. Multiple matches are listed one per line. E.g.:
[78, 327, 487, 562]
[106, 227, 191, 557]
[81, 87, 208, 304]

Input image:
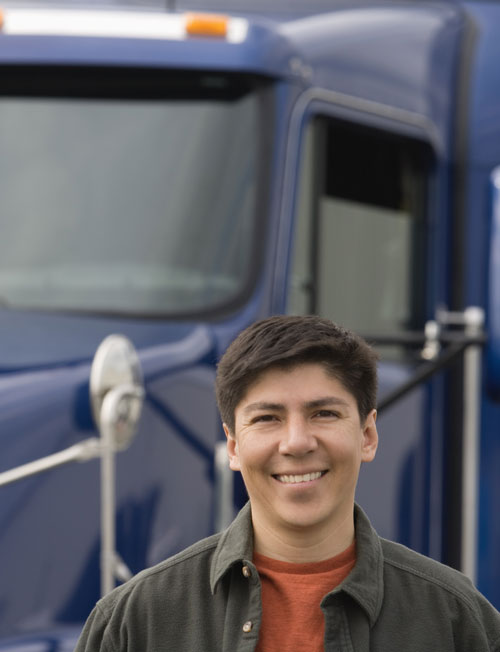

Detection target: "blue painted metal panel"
[487, 168, 500, 395]
[459, 3, 500, 607]
[464, 3, 500, 169]
[356, 364, 428, 549]
[0, 627, 80, 651]
[478, 170, 500, 607]
[478, 397, 500, 607]
[279, 4, 463, 155]
[461, 3, 500, 309]
[0, 317, 224, 636]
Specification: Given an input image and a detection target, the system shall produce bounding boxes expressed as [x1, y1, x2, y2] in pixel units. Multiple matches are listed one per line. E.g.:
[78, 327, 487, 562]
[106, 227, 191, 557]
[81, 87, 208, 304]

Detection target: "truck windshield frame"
[0, 66, 273, 319]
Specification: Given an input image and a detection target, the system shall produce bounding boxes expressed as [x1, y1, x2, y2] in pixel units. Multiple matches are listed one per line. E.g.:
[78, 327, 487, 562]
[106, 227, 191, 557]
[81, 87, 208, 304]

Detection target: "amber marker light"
[0, 9, 5, 30]
[185, 13, 229, 38]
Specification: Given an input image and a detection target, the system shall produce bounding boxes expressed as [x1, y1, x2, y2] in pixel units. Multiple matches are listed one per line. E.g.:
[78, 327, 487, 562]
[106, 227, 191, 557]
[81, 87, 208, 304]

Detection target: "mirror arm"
[0, 438, 102, 488]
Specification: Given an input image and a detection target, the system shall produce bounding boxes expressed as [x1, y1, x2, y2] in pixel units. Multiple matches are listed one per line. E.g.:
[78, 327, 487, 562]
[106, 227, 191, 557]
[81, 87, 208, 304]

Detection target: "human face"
[224, 363, 378, 549]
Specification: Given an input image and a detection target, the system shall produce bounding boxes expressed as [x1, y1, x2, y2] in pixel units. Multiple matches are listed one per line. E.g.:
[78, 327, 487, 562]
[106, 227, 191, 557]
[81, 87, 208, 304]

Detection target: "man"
[75, 315, 500, 651]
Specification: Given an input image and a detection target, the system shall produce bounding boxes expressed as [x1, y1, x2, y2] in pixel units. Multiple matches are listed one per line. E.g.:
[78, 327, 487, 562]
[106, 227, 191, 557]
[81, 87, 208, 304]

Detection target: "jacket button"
[242, 565, 251, 578]
[242, 621, 253, 633]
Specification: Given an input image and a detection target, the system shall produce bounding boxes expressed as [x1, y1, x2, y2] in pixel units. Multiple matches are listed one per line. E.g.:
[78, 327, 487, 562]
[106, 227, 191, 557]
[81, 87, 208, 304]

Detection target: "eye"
[314, 409, 340, 419]
[252, 414, 277, 424]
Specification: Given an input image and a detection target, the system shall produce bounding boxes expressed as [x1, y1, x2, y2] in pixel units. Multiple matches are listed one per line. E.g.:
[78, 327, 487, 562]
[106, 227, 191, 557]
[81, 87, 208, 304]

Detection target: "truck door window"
[288, 117, 429, 346]
[0, 68, 271, 318]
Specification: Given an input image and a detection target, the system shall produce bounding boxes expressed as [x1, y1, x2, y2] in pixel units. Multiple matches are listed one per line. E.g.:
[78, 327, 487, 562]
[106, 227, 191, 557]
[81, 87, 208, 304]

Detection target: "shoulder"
[380, 538, 500, 648]
[97, 530, 222, 618]
[90, 503, 254, 627]
[75, 531, 234, 651]
[380, 537, 476, 600]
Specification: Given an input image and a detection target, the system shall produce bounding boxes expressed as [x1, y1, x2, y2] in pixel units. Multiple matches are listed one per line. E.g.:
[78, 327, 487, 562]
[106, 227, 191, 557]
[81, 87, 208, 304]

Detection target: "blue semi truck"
[0, 0, 499, 647]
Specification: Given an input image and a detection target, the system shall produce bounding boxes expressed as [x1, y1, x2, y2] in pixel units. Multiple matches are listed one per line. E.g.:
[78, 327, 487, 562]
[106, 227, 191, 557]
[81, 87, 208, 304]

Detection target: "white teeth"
[277, 471, 322, 484]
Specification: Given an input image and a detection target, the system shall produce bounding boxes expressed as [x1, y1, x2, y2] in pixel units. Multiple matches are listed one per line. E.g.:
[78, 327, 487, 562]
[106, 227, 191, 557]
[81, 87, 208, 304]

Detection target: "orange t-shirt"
[253, 541, 356, 652]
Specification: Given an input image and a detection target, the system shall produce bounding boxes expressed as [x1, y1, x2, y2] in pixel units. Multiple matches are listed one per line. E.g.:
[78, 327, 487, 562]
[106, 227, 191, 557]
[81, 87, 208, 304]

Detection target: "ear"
[361, 409, 378, 463]
[223, 423, 241, 471]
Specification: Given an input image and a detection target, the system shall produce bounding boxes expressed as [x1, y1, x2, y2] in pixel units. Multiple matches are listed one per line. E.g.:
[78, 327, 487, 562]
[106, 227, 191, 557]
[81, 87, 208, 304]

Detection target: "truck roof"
[3, 0, 500, 162]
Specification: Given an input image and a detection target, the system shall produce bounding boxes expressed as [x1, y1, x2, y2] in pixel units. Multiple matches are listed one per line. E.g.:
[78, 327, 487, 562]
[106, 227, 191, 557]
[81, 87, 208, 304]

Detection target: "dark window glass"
[288, 117, 429, 345]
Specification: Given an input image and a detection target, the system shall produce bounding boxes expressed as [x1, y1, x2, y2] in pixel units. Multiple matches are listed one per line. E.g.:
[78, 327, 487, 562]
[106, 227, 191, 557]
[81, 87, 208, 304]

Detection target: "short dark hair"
[215, 315, 379, 431]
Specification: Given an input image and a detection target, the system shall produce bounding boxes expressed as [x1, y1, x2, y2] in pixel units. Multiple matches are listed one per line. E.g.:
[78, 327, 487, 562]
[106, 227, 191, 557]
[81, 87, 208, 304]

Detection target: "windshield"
[0, 68, 269, 316]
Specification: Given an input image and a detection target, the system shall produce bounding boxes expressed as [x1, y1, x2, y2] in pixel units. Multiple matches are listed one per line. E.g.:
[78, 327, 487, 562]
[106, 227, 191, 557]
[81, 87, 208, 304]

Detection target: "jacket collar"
[210, 502, 254, 593]
[210, 502, 384, 626]
[336, 504, 385, 626]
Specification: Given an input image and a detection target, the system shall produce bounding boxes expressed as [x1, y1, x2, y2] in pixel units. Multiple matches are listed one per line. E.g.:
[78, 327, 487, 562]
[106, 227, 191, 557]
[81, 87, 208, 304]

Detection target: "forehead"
[237, 362, 356, 408]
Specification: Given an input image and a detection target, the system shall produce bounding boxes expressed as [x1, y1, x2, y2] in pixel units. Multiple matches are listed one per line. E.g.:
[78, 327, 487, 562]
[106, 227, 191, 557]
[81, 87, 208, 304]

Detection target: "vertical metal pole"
[98, 384, 143, 596]
[461, 306, 484, 583]
[100, 393, 117, 597]
[214, 440, 234, 532]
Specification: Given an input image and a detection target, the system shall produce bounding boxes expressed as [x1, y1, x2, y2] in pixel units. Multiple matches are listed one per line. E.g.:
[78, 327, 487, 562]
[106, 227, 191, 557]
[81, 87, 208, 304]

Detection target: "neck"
[251, 508, 355, 563]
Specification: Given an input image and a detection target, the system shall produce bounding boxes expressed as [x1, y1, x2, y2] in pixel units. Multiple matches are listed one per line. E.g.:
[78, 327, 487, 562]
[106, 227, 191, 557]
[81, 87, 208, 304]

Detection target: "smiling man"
[223, 363, 377, 565]
[76, 315, 500, 652]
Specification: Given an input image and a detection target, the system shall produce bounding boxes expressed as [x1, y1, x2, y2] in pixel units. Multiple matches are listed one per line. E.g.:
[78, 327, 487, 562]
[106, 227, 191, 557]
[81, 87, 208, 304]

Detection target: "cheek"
[327, 431, 364, 462]
[237, 436, 274, 469]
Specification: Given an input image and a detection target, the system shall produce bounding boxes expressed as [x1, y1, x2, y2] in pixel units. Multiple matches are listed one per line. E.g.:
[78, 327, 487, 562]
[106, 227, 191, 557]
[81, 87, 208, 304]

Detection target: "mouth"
[273, 470, 328, 485]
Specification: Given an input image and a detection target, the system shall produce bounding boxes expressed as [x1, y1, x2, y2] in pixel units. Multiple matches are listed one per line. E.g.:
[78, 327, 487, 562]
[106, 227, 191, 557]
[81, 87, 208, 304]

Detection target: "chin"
[276, 506, 329, 530]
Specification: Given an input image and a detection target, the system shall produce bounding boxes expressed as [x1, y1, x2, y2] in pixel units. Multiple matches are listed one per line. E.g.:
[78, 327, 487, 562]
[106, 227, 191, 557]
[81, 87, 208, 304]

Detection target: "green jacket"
[75, 503, 500, 651]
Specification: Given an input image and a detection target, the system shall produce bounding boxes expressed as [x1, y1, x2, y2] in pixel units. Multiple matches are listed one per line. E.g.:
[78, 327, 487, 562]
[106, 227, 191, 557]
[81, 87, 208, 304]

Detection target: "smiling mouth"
[273, 471, 327, 484]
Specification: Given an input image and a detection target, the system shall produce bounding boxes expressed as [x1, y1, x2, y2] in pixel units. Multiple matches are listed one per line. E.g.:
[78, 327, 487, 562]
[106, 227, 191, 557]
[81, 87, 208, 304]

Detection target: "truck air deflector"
[278, 3, 464, 153]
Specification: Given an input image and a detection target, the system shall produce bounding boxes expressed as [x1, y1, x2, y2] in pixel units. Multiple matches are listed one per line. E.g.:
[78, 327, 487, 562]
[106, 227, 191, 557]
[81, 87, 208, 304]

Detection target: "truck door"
[286, 114, 443, 559]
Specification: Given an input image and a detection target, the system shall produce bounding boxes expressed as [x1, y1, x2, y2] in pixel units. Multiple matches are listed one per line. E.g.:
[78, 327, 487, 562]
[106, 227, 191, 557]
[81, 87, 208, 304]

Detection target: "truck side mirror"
[90, 334, 144, 451]
[89, 334, 145, 595]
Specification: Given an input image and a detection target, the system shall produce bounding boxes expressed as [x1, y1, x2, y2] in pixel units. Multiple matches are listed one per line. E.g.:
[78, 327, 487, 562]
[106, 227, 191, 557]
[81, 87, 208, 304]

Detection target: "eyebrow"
[242, 396, 350, 415]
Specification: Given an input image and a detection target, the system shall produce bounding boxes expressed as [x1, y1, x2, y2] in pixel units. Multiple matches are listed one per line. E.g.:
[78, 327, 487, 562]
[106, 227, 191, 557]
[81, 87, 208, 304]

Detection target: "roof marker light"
[185, 13, 229, 38]
[0, 8, 248, 43]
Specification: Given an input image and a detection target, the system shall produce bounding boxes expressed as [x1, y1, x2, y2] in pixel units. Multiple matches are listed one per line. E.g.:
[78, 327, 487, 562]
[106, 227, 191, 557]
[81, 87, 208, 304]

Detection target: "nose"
[278, 414, 318, 456]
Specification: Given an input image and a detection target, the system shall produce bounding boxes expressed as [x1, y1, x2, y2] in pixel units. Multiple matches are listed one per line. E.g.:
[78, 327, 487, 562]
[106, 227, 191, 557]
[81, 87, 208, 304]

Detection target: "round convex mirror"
[90, 335, 144, 447]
